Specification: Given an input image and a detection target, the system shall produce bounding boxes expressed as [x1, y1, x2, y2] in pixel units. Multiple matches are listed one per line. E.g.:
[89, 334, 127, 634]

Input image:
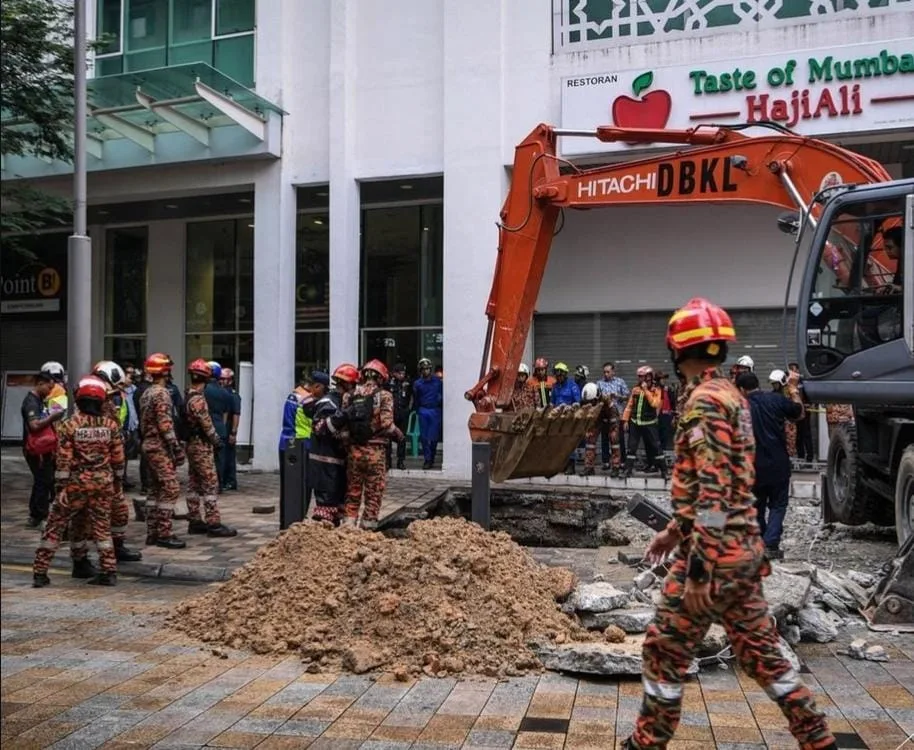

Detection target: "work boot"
[133, 499, 146, 522]
[601, 463, 611, 471]
[610, 466, 621, 478]
[207, 523, 237, 538]
[422, 461, 433, 470]
[33, 573, 50, 588]
[114, 540, 143, 562]
[396, 460, 406, 470]
[155, 536, 187, 549]
[564, 461, 576, 475]
[145, 534, 158, 546]
[657, 461, 669, 481]
[361, 518, 379, 531]
[623, 458, 635, 479]
[72, 558, 97, 579]
[187, 519, 209, 535]
[580, 467, 595, 477]
[87, 572, 117, 586]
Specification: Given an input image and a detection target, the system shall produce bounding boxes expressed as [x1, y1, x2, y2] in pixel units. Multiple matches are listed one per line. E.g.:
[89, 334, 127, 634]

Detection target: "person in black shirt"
[736, 371, 804, 559]
[385, 363, 412, 470]
[21, 372, 65, 526]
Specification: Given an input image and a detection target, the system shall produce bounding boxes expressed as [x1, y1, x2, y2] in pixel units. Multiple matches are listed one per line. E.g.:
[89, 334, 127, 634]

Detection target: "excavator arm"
[467, 122, 890, 482]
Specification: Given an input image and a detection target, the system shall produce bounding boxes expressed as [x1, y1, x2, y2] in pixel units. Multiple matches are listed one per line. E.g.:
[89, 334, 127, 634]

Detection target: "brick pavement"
[1, 568, 913, 749]
[0, 451, 449, 582]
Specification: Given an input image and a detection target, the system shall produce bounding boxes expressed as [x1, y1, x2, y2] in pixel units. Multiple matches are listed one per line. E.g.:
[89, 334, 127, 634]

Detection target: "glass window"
[126, 0, 167, 51]
[105, 336, 147, 367]
[96, 55, 124, 76]
[171, 0, 211, 43]
[361, 328, 444, 378]
[296, 212, 329, 330]
[105, 226, 148, 335]
[808, 199, 904, 359]
[97, 0, 122, 54]
[186, 332, 253, 372]
[295, 332, 330, 381]
[214, 34, 254, 86]
[216, 0, 255, 35]
[362, 207, 420, 328]
[185, 218, 255, 333]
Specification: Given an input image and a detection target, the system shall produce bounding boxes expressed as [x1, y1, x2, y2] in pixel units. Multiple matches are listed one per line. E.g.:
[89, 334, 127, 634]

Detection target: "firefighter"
[574, 364, 591, 392]
[622, 366, 668, 480]
[385, 363, 412, 470]
[341, 359, 399, 530]
[412, 357, 443, 470]
[310, 364, 359, 524]
[621, 297, 835, 750]
[580, 382, 601, 476]
[185, 359, 237, 538]
[528, 357, 554, 408]
[92, 361, 143, 563]
[41, 360, 69, 415]
[33, 376, 124, 588]
[139, 353, 186, 549]
[511, 364, 536, 410]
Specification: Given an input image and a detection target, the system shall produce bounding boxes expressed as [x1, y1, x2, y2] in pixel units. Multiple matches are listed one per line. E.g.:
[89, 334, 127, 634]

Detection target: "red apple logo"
[611, 71, 672, 130]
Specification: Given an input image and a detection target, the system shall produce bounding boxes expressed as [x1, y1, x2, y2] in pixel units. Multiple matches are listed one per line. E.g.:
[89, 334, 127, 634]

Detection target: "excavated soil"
[169, 517, 595, 677]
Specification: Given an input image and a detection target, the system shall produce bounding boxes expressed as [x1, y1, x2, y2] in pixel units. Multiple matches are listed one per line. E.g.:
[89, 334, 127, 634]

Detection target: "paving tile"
[511, 730, 565, 749]
[463, 728, 517, 748]
[275, 719, 332, 737]
[251, 737, 314, 749]
[208, 730, 265, 748]
[416, 714, 475, 744]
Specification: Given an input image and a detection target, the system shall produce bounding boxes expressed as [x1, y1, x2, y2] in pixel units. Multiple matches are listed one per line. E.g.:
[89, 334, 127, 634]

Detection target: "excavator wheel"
[825, 424, 879, 527]
[896, 445, 914, 547]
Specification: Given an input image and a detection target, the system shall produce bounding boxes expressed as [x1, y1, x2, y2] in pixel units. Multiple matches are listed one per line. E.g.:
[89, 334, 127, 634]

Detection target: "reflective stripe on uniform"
[111, 525, 128, 534]
[642, 677, 683, 702]
[310, 454, 344, 466]
[55, 472, 70, 481]
[97, 539, 114, 549]
[696, 509, 729, 529]
[763, 668, 801, 700]
[70, 540, 88, 550]
[117, 400, 128, 427]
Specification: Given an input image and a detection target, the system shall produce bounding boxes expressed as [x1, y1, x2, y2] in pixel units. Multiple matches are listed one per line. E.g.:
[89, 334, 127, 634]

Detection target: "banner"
[0, 233, 69, 320]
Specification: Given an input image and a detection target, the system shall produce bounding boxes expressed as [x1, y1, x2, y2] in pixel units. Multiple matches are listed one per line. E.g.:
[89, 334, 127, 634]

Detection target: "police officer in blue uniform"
[412, 358, 443, 470]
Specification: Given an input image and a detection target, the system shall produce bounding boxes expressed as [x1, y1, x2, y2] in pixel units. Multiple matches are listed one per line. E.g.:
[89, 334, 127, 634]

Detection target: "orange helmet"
[332, 363, 360, 384]
[667, 298, 736, 356]
[534, 357, 548, 369]
[188, 358, 212, 378]
[144, 352, 174, 376]
[362, 359, 389, 381]
[75, 375, 108, 402]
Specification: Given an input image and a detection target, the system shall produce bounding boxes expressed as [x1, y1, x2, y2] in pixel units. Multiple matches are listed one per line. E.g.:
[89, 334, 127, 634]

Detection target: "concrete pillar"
[89, 223, 105, 364]
[441, 0, 506, 479]
[146, 220, 186, 378]
[251, 163, 297, 470]
[328, 0, 361, 368]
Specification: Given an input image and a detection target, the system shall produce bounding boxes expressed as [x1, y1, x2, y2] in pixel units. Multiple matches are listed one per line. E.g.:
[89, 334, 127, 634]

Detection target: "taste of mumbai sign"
[560, 39, 914, 156]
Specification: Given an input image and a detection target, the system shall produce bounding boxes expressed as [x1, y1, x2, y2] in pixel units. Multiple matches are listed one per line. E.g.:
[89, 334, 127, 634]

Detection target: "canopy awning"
[2, 63, 286, 180]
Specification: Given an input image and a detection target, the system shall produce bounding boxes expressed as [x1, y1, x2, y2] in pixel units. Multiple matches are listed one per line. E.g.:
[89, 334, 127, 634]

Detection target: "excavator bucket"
[861, 533, 914, 632]
[468, 404, 603, 483]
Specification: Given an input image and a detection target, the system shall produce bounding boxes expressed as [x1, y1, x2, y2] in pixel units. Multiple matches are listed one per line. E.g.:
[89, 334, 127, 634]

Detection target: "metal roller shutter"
[0, 320, 67, 373]
[535, 308, 798, 385]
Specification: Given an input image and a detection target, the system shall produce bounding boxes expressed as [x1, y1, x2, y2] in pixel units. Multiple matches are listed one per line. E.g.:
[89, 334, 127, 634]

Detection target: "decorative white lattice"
[554, 0, 911, 49]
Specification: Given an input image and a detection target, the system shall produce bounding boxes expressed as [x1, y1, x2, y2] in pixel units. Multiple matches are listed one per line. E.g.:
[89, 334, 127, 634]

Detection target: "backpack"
[173, 399, 191, 443]
[346, 393, 377, 445]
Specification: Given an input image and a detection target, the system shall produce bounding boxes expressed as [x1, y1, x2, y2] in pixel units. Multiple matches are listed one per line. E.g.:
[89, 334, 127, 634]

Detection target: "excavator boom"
[467, 123, 891, 483]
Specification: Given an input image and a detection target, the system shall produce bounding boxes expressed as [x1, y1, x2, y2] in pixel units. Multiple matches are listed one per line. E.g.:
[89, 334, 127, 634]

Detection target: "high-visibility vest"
[117, 398, 128, 427]
[47, 383, 68, 413]
[295, 402, 312, 440]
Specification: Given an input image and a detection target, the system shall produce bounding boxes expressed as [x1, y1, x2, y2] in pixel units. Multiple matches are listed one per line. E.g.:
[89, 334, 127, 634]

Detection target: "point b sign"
[560, 39, 914, 156]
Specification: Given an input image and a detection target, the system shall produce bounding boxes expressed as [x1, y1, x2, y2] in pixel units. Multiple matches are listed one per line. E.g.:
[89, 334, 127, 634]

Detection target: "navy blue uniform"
[204, 381, 233, 487]
[412, 375, 443, 466]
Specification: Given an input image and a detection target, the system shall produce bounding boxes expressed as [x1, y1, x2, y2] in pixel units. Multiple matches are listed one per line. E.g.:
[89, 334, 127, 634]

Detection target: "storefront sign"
[560, 39, 914, 155]
[0, 235, 69, 320]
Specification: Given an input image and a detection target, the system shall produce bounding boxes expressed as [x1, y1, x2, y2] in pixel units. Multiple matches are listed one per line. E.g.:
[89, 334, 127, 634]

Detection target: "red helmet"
[534, 357, 548, 369]
[76, 375, 107, 402]
[188, 358, 212, 378]
[144, 352, 174, 376]
[667, 298, 736, 354]
[362, 359, 389, 381]
[636, 366, 653, 377]
[332, 363, 360, 384]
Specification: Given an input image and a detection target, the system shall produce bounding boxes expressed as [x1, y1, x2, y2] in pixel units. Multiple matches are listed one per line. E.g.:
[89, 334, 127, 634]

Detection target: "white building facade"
[1, 0, 912, 476]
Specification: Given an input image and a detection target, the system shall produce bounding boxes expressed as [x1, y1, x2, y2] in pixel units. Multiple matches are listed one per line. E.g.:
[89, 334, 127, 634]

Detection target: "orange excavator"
[464, 122, 913, 553]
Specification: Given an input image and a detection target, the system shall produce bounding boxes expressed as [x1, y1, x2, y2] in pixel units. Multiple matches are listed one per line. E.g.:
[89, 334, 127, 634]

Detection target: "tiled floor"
[2, 569, 913, 749]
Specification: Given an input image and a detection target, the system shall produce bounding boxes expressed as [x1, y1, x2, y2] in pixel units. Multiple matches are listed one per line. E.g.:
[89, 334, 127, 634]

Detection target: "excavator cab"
[796, 179, 914, 403]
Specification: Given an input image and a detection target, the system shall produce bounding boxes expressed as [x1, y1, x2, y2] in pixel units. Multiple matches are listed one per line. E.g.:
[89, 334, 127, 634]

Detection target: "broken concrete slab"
[796, 607, 838, 643]
[846, 570, 877, 589]
[698, 624, 729, 657]
[814, 570, 857, 608]
[764, 567, 813, 619]
[579, 608, 655, 634]
[573, 582, 630, 613]
[534, 637, 644, 675]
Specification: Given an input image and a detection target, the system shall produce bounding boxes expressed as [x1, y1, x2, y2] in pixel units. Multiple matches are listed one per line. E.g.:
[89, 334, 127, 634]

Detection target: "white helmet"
[769, 369, 788, 387]
[736, 355, 754, 369]
[40, 361, 66, 382]
[582, 382, 599, 402]
[93, 360, 126, 392]
[518, 363, 530, 375]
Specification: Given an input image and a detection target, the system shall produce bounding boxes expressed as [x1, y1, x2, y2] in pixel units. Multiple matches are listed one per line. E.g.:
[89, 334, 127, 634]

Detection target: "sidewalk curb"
[0, 549, 235, 583]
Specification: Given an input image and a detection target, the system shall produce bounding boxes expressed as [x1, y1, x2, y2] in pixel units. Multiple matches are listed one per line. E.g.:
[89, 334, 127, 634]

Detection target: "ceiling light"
[400, 184, 413, 190]
[313, 218, 324, 225]
[422, 226, 429, 231]
[248, 223, 255, 228]
[97, 209, 110, 215]
[165, 203, 178, 209]
[316, 191, 328, 197]
[237, 197, 252, 203]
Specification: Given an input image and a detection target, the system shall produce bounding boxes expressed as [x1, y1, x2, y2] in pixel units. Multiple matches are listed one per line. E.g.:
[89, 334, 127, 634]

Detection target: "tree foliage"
[1, 0, 77, 237]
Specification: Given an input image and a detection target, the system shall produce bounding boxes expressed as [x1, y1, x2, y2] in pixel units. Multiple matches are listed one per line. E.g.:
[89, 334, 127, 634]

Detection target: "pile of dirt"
[169, 517, 595, 677]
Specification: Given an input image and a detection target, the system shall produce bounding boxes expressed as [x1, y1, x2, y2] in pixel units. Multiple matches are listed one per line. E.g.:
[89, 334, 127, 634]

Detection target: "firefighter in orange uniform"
[33, 376, 124, 588]
[341, 359, 401, 530]
[511, 364, 536, 411]
[527, 357, 555, 408]
[622, 297, 835, 750]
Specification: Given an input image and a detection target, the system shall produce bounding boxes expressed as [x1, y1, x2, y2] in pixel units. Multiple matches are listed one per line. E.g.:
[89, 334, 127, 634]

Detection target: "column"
[146, 220, 186, 377]
[89, 223, 105, 364]
[328, 0, 361, 368]
[251, 162, 297, 471]
[441, 0, 507, 479]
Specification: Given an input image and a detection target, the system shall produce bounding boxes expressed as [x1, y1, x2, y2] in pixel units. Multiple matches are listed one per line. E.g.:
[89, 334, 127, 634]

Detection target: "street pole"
[67, 0, 92, 390]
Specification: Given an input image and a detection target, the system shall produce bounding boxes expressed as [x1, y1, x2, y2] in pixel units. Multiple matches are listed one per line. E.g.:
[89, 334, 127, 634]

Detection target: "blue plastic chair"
[406, 411, 420, 457]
